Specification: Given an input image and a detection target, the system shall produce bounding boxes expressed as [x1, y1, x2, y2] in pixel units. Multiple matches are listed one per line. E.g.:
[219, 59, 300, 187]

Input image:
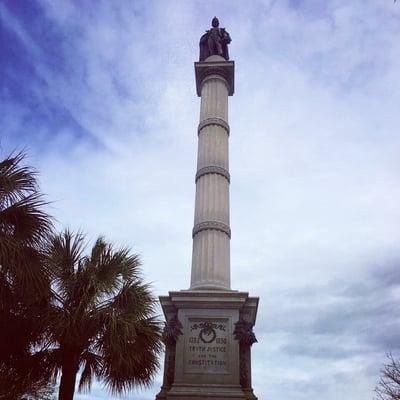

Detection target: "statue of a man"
[199, 17, 231, 61]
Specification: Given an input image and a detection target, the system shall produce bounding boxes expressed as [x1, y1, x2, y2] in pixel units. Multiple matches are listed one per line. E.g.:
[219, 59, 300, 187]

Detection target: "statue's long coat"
[199, 29, 231, 61]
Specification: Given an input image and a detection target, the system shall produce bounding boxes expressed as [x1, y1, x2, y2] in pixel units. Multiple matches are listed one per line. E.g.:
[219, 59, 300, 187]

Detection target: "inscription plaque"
[184, 318, 230, 374]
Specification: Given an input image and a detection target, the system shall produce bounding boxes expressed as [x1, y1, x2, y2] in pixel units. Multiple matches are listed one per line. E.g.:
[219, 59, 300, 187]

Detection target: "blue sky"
[1, 1, 400, 399]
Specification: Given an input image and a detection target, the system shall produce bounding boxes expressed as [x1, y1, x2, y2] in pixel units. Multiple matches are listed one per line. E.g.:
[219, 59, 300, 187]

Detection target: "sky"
[1, 0, 400, 399]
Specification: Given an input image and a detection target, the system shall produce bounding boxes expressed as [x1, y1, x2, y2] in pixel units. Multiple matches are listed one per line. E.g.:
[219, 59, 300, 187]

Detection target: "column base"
[155, 290, 258, 400]
[164, 383, 248, 400]
[156, 385, 258, 400]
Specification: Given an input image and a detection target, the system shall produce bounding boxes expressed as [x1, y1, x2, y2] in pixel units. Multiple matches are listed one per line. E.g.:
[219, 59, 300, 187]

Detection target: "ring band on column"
[198, 117, 230, 136]
[195, 165, 230, 183]
[192, 221, 231, 238]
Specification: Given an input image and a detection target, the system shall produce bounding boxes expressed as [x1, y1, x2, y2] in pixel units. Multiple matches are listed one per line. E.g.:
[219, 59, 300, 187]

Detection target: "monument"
[156, 18, 259, 400]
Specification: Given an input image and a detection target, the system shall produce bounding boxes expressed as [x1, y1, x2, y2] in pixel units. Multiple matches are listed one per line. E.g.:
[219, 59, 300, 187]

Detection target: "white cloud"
[2, 0, 400, 399]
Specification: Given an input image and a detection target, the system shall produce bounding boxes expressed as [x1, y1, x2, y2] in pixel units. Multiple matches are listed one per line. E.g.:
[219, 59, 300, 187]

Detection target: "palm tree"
[0, 152, 53, 399]
[0, 152, 52, 291]
[44, 230, 162, 400]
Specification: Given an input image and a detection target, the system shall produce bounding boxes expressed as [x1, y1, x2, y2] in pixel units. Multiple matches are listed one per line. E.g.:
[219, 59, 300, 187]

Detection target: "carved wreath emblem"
[199, 325, 216, 343]
[191, 321, 226, 344]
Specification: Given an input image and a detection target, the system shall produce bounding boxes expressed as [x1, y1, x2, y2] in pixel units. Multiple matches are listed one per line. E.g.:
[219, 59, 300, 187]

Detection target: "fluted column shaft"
[191, 59, 233, 290]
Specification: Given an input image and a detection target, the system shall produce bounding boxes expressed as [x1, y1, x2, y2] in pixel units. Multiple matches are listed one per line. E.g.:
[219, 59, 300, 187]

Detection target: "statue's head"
[212, 17, 219, 28]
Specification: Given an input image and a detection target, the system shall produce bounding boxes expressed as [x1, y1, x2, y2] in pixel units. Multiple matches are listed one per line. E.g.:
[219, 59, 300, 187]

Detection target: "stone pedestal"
[156, 291, 258, 400]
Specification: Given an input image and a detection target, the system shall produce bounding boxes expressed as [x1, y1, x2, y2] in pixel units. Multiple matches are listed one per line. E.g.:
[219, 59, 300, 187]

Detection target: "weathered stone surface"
[156, 28, 258, 400]
[191, 58, 234, 291]
[195, 58, 234, 97]
[156, 291, 258, 400]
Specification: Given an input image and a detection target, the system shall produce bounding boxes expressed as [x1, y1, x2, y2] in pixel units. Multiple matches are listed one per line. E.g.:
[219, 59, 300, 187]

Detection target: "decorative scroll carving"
[161, 315, 182, 388]
[162, 315, 183, 346]
[234, 318, 257, 346]
[198, 117, 230, 136]
[165, 349, 175, 387]
[239, 346, 250, 390]
[192, 221, 231, 238]
[195, 165, 230, 183]
[234, 318, 257, 390]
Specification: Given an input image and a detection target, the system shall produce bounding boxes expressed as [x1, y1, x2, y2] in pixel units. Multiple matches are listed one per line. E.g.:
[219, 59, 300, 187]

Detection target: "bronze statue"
[199, 17, 231, 61]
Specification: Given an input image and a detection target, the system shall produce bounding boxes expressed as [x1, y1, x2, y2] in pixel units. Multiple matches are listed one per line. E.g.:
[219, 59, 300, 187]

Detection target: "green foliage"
[0, 152, 162, 400]
[0, 152, 54, 399]
[44, 230, 162, 399]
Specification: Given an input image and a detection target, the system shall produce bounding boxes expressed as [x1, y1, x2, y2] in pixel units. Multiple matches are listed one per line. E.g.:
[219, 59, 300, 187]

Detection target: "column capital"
[195, 58, 235, 97]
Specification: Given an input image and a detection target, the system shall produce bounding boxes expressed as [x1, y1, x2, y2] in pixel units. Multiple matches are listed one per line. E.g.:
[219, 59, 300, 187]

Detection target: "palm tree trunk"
[58, 357, 79, 400]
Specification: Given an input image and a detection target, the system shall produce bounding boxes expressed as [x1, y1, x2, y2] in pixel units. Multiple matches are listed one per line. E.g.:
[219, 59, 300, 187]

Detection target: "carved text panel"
[184, 318, 230, 374]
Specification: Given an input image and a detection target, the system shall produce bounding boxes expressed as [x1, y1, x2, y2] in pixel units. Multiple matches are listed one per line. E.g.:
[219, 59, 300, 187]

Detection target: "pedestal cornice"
[160, 290, 259, 325]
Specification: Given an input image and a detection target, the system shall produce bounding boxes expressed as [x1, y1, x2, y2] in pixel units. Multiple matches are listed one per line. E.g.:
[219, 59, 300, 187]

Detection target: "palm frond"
[100, 281, 156, 319]
[0, 193, 52, 243]
[0, 152, 38, 208]
[46, 230, 86, 299]
[90, 237, 107, 266]
[0, 151, 54, 399]
[78, 350, 102, 392]
[91, 242, 141, 297]
[38, 348, 64, 383]
[0, 151, 53, 300]
[99, 316, 162, 394]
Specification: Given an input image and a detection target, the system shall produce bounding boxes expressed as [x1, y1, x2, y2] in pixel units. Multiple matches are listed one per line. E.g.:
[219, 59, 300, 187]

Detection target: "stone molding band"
[195, 165, 230, 183]
[192, 221, 231, 239]
[198, 117, 230, 135]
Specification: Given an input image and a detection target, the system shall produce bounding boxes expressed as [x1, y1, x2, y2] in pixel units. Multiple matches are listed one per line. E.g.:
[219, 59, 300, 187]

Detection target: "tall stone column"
[156, 18, 258, 400]
[191, 54, 234, 290]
